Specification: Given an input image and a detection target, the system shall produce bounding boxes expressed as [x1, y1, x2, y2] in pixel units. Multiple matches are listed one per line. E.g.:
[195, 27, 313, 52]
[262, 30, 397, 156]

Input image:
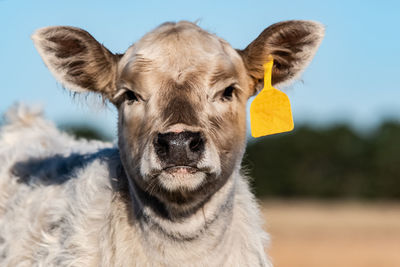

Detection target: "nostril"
[189, 134, 204, 153]
[158, 135, 169, 149]
[155, 134, 169, 156]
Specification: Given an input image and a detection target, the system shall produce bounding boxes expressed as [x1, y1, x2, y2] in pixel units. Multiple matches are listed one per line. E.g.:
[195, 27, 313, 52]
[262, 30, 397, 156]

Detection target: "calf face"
[32, 21, 324, 217]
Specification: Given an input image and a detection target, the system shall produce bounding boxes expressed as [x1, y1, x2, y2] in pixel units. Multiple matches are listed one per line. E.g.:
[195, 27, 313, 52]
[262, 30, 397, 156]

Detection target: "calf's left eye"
[221, 85, 235, 101]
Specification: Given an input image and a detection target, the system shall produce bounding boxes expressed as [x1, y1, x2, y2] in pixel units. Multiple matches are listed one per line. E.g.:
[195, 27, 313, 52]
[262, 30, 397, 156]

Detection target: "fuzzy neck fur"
[106, 169, 271, 267]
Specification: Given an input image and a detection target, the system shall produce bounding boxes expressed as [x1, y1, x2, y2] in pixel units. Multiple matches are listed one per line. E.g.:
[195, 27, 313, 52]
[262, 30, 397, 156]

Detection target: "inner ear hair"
[239, 20, 325, 92]
[32, 26, 120, 98]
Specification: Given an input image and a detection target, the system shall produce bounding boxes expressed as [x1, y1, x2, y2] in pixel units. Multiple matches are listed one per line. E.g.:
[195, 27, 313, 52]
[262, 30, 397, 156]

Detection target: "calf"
[0, 20, 324, 266]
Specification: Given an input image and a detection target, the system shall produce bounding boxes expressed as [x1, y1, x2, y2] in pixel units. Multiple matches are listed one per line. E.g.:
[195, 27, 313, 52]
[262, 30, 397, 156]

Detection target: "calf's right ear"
[32, 26, 119, 98]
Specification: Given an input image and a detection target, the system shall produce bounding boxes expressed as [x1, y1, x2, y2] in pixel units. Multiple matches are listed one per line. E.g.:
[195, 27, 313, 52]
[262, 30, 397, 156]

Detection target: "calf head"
[32, 21, 324, 217]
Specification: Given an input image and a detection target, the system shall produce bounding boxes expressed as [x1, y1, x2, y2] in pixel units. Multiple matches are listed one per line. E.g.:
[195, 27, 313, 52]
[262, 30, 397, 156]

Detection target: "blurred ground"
[261, 201, 400, 267]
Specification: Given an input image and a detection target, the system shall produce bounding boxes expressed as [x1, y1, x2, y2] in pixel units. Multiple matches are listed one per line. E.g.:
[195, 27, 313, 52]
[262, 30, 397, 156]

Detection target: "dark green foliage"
[60, 124, 112, 142]
[244, 122, 400, 199]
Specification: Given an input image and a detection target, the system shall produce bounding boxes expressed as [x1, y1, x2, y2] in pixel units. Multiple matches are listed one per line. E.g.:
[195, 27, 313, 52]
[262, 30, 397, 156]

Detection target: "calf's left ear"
[32, 26, 119, 98]
[238, 20, 324, 93]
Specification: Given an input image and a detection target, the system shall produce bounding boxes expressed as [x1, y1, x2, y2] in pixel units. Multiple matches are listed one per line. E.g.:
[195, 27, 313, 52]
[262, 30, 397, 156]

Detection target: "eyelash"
[221, 85, 236, 101]
[124, 90, 139, 105]
[114, 88, 140, 106]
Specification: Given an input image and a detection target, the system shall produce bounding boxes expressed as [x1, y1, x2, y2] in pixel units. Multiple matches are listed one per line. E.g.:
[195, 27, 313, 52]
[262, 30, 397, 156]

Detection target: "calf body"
[0, 107, 267, 266]
[0, 21, 324, 266]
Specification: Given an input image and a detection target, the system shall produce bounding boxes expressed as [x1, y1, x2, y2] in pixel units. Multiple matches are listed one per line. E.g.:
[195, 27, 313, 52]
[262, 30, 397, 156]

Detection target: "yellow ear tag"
[250, 59, 294, 137]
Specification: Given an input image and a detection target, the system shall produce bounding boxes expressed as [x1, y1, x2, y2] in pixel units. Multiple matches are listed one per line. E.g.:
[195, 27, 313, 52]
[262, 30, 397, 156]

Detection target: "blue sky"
[1, 0, 399, 138]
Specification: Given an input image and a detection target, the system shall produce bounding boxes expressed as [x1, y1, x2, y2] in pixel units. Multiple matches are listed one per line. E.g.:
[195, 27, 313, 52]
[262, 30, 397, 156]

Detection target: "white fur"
[0, 104, 272, 267]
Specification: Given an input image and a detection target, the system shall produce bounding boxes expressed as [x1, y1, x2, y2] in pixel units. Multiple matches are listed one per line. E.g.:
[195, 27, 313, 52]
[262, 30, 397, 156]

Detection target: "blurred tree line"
[63, 121, 400, 200]
[60, 124, 112, 142]
[244, 121, 400, 199]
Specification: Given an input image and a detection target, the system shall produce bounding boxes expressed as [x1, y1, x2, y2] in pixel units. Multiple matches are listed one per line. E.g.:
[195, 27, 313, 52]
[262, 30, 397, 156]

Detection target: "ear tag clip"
[250, 59, 294, 138]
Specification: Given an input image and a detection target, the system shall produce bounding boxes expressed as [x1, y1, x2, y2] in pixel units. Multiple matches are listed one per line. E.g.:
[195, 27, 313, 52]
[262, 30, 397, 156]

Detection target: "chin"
[157, 167, 207, 192]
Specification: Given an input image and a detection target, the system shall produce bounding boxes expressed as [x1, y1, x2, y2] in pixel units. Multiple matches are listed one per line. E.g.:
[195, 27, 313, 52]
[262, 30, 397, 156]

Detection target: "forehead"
[119, 22, 241, 83]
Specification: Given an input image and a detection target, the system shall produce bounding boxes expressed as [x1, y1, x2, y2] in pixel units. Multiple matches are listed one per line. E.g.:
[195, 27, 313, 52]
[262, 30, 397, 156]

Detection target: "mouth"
[163, 166, 199, 175]
[151, 166, 207, 192]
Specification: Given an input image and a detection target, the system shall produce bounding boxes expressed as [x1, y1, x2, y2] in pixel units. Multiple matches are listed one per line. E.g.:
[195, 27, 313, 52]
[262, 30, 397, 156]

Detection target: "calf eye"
[124, 90, 139, 104]
[221, 85, 235, 101]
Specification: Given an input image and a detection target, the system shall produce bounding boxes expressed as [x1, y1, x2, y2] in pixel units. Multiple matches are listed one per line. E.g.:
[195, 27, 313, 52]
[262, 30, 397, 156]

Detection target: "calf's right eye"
[124, 90, 139, 104]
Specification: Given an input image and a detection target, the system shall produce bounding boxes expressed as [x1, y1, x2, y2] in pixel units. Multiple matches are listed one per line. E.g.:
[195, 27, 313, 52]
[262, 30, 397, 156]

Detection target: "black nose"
[154, 131, 205, 166]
